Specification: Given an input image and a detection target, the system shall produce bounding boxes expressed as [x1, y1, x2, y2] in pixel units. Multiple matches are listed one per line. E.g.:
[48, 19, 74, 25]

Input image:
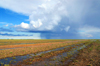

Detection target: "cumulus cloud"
[12, 0, 68, 31]
[30, 19, 43, 28]
[0, 0, 100, 39]
[14, 22, 29, 29]
[0, 0, 89, 31]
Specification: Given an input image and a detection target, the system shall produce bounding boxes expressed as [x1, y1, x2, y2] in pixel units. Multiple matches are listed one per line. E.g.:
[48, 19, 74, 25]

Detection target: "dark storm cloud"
[40, 17, 81, 39]
[83, 0, 100, 28]
[41, 0, 100, 39]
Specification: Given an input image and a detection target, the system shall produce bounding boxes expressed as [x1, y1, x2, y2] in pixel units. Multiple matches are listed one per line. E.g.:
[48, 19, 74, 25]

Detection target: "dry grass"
[0, 39, 73, 45]
[0, 40, 81, 49]
[0, 40, 88, 59]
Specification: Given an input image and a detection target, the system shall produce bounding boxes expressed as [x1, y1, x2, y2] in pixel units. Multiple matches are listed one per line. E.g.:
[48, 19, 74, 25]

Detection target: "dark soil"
[63, 41, 100, 66]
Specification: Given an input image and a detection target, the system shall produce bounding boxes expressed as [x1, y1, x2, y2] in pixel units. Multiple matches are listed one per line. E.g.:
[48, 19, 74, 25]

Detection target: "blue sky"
[0, 0, 100, 39]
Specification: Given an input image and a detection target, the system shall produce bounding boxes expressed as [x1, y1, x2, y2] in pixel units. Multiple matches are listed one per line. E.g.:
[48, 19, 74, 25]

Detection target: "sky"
[0, 0, 100, 39]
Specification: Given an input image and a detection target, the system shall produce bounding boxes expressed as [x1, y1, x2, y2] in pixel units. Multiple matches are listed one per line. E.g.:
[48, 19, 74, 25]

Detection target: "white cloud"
[80, 33, 93, 38]
[0, 0, 89, 30]
[30, 19, 42, 28]
[65, 26, 70, 32]
[0, 32, 4, 34]
[4, 24, 8, 27]
[79, 25, 100, 34]
[20, 22, 29, 29]
[78, 25, 100, 38]
[0, 0, 94, 32]
[14, 22, 29, 29]
[87, 34, 93, 37]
